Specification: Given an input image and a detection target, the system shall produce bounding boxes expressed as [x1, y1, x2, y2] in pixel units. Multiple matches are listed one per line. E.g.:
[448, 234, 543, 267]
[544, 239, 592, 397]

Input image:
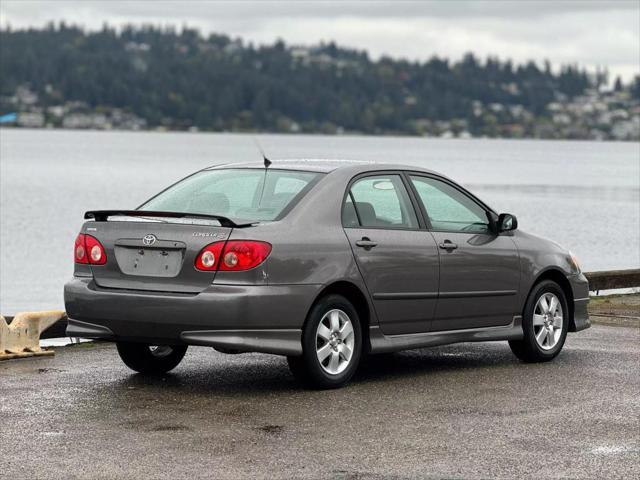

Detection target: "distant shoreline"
[2, 27, 639, 142]
[2, 125, 639, 143]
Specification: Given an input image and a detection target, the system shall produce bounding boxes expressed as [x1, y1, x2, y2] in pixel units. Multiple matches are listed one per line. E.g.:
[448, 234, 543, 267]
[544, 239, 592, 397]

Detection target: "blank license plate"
[115, 247, 183, 277]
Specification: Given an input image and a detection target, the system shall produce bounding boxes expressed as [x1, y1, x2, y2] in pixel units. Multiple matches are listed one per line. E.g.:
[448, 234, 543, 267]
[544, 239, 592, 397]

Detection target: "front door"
[342, 173, 439, 335]
[408, 174, 521, 331]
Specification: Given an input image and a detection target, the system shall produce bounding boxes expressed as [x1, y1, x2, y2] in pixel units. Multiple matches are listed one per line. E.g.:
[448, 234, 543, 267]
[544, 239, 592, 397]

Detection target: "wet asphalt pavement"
[1, 325, 638, 479]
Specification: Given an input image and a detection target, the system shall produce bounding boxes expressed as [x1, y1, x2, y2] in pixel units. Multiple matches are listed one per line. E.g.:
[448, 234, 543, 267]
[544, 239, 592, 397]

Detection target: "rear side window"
[140, 168, 321, 222]
[344, 175, 418, 229]
[342, 194, 359, 227]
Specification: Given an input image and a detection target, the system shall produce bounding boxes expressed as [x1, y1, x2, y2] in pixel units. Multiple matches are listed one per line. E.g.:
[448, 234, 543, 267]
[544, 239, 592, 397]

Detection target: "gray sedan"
[64, 160, 590, 388]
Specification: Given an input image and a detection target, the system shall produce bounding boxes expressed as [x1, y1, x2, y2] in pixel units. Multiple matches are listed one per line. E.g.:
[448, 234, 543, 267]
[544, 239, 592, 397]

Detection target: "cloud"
[1, 0, 638, 81]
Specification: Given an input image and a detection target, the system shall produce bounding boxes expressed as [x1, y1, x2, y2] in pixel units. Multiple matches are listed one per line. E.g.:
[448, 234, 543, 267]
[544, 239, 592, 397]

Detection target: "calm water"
[1, 129, 639, 314]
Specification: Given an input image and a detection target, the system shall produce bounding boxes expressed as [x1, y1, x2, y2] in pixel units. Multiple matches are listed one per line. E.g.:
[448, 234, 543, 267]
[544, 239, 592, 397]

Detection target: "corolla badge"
[142, 234, 157, 246]
[192, 232, 225, 238]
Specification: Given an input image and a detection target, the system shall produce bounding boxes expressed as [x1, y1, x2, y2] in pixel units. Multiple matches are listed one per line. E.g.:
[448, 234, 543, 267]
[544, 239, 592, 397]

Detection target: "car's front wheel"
[116, 342, 187, 374]
[288, 294, 362, 389]
[509, 280, 569, 362]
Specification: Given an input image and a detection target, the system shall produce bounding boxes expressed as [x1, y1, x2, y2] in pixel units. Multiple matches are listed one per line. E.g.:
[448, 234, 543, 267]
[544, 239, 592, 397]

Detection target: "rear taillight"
[75, 234, 88, 263]
[85, 235, 107, 265]
[219, 241, 272, 271]
[194, 241, 225, 271]
[195, 240, 271, 272]
[74, 233, 107, 265]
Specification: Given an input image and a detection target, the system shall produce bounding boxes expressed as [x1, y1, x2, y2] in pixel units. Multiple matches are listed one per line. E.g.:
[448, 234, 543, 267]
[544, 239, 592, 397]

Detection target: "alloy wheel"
[315, 309, 355, 375]
[533, 293, 563, 350]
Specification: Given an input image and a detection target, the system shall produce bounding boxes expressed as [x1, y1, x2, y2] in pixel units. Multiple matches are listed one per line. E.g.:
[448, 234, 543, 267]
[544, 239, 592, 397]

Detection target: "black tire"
[509, 280, 569, 363]
[287, 294, 362, 389]
[116, 342, 188, 374]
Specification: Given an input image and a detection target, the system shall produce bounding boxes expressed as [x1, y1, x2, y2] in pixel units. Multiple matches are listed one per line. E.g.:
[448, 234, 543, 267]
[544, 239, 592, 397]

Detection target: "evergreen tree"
[0, 25, 599, 135]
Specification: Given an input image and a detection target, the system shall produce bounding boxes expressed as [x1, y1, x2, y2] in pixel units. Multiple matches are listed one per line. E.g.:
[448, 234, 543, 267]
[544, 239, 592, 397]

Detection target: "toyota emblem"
[142, 234, 157, 246]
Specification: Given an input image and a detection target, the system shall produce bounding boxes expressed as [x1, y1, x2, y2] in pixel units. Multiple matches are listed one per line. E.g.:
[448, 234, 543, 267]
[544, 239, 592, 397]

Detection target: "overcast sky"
[1, 0, 638, 82]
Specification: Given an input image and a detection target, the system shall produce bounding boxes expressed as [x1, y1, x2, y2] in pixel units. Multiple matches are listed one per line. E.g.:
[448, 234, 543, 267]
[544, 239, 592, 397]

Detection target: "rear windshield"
[139, 168, 322, 222]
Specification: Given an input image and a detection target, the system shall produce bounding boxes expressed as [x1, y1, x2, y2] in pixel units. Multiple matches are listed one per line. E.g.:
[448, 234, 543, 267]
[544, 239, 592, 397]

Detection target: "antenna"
[252, 137, 271, 168]
[252, 137, 272, 207]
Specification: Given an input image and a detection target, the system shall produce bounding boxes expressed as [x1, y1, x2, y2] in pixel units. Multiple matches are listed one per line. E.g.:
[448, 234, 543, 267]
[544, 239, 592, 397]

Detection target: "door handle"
[438, 241, 458, 251]
[356, 237, 378, 249]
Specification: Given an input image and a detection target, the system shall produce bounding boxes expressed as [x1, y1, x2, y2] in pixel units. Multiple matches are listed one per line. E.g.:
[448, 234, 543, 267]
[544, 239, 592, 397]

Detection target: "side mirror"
[498, 213, 518, 232]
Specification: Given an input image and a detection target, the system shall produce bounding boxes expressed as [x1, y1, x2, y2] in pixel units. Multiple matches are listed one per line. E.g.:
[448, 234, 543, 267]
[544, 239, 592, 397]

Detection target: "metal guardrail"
[584, 269, 640, 292]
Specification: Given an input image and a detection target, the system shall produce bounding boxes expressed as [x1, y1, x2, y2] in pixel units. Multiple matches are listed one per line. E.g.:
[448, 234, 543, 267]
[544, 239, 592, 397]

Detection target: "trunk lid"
[85, 219, 232, 293]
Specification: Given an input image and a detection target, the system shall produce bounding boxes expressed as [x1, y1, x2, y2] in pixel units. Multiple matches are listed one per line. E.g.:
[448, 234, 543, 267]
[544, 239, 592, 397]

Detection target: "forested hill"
[1, 25, 639, 139]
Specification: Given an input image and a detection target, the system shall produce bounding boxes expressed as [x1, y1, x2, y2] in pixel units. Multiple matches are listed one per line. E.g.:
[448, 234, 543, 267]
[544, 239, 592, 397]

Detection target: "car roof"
[206, 159, 437, 175]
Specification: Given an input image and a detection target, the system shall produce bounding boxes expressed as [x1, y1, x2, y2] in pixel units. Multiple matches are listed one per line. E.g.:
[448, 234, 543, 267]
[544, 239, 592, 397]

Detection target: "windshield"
[139, 168, 322, 222]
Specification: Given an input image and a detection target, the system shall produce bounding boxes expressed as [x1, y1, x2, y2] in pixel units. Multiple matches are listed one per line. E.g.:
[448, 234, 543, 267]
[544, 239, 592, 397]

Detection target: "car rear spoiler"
[84, 210, 255, 228]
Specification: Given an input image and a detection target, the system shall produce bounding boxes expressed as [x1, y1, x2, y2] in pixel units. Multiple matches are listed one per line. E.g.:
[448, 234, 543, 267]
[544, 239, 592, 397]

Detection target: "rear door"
[86, 219, 232, 293]
[408, 174, 520, 331]
[343, 173, 439, 335]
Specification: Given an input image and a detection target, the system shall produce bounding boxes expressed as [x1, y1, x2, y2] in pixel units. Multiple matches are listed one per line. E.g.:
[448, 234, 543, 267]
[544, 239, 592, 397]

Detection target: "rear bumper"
[64, 277, 320, 355]
[569, 272, 590, 332]
[66, 318, 302, 355]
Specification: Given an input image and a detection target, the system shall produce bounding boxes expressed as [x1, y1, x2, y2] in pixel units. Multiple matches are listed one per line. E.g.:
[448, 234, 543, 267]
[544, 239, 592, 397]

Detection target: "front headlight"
[568, 251, 581, 273]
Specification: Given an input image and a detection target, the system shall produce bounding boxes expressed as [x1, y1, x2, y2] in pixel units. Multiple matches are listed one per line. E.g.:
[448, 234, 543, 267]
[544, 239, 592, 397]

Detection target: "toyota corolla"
[64, 160, 590, 388]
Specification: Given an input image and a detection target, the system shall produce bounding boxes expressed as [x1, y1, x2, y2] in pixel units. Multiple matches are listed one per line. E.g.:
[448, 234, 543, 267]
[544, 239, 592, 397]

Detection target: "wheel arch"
[306, 280, 372, 353]
[530, 268, 576, 331]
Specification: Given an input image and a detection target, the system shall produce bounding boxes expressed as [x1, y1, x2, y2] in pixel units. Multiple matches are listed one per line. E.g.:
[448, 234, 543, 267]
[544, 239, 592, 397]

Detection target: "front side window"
[140, 168, 321, 222]
[409, 175, 489, 233]
[344, 175, 418, 229]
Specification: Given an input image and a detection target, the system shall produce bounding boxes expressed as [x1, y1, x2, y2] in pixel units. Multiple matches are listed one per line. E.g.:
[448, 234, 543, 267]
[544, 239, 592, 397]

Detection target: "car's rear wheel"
[116, 342, 187, 374]
[509, 280, 569, 363]
[288, 294, 362, 389]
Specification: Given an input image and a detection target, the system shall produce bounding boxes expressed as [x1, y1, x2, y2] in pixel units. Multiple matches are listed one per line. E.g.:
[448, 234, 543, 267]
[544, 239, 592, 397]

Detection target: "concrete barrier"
[0, 310, 66, 360]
